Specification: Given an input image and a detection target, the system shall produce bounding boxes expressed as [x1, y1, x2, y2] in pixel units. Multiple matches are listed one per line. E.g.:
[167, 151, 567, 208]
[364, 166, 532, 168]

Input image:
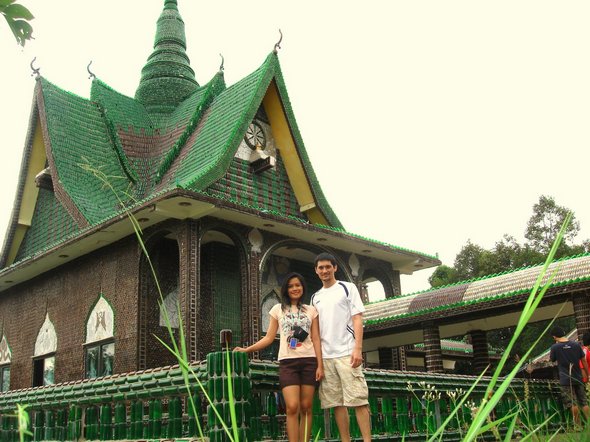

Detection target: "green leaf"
[502, 412, 518, 442]
[0, 0, 16, 8]
[4, 3, 33, 20]
[7, 18, 33, 46]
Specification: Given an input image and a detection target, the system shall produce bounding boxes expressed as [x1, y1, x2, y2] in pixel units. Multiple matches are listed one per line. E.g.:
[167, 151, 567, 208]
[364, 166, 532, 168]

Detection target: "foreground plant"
[428, 212, 573, 441]
[15, 404, 32, 442]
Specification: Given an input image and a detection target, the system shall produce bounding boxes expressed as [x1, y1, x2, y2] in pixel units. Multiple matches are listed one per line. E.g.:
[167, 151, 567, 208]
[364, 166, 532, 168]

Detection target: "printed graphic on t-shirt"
[281, 311, 311, 349]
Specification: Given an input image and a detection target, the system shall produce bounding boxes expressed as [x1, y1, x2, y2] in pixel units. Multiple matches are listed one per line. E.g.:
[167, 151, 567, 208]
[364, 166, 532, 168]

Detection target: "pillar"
[572, 291, 590, 339]
[179, 219, 201, 361]
[378, 347, 407, 371]
[422, 321, 443, 373]
[470, 329, 490, 375]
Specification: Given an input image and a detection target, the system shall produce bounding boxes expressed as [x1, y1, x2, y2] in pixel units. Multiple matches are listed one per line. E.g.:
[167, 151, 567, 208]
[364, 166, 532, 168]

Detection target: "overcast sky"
[1, 1, 590, 298]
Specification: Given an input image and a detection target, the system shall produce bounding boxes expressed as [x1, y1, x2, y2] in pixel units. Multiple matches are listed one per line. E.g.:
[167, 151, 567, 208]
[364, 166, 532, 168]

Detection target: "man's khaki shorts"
[319, 356, 369, 409]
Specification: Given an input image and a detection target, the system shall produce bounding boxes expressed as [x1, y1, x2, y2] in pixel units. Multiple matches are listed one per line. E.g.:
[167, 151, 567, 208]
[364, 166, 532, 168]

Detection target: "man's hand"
[350, 348, 363, 368]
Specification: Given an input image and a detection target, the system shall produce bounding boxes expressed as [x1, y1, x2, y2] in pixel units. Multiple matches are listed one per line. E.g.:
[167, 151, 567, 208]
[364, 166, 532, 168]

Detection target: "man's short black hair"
[551, 326, 566, 338]
[582, 332, 590, 346]
[314, 252, 337, 268]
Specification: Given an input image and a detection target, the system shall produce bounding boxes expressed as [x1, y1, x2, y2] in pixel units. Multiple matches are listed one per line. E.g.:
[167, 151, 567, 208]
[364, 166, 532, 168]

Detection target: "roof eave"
[0, 189, 438, 293]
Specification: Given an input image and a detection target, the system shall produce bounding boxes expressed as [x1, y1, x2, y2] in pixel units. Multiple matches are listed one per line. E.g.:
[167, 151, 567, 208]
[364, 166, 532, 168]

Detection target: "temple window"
[85, 340, 114, 378]
[0, 335, 11, 391]
[32, 355, 54, 387]
[33, 314, 57, 387]
[0, 365, 9, 392]
[85, 295, 115, 379]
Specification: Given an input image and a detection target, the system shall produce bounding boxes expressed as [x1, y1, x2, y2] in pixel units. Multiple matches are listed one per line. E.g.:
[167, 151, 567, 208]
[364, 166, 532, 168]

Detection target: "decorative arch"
[0, 335, 11, 365]
[361, 266, 395, 302]
[260, 240, 353, 288]
[35, 313, 57, 357]
[85, 294, 115, 344]
[257, 241, 353, 359]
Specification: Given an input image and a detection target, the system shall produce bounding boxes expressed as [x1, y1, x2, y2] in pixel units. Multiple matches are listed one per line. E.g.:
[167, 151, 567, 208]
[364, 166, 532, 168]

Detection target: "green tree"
[428, 264, 458, 288]
[525, 195, 581, 254]
[1, 0, 33, 46]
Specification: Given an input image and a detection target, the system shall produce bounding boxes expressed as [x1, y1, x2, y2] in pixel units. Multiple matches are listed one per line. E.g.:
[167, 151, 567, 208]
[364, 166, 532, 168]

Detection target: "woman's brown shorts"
[279, 357, 318, 389]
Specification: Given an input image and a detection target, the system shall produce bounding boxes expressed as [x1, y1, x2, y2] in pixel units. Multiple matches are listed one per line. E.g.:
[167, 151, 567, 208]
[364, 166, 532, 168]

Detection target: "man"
[311, 252, 371, 442]
[550, 326, 590, 427]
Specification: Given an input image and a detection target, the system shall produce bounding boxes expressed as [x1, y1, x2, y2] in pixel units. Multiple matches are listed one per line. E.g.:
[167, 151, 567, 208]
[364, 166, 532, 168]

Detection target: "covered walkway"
[363, 254, 590, 372]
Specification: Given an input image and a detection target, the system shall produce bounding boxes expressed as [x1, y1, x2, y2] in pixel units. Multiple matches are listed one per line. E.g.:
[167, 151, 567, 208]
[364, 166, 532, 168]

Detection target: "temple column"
[393, 346, 407, 371]
[422, 321, 444, 373]
[246, 228, 264, 351]
[470, 329, 490, 375]
[178, 219, 201, 361]
[572, 291, 590, 338]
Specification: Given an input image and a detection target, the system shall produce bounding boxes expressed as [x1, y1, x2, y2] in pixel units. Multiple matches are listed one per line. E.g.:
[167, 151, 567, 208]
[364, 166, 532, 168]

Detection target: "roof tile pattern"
[365, 254, 590, 325]
[15, 188, 80, 261]
[40, 79, 131, 225]
[206, 154, 303, 219]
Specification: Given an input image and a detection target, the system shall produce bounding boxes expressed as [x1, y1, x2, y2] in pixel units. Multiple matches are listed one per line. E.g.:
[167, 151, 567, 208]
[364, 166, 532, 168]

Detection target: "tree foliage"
[525, 195, 581, 254]
[1, 0, 33, 46]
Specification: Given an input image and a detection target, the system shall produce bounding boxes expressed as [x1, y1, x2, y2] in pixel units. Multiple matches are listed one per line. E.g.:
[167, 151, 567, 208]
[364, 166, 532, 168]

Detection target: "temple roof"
[0, 0, 440, 288]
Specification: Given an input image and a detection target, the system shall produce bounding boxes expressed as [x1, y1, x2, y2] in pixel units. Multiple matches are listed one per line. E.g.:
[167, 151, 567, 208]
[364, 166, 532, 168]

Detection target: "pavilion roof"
[365, 253, 590, 329]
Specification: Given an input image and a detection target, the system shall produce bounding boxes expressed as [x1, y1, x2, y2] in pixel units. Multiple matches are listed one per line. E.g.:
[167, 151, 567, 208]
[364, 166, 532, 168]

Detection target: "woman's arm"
[234, 317, 279, 353]
[311, 316, 324, 381]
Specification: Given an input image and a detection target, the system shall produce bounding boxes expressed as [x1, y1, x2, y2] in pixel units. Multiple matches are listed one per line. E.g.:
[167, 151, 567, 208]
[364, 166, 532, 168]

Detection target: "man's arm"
[351, 313, 364, 368]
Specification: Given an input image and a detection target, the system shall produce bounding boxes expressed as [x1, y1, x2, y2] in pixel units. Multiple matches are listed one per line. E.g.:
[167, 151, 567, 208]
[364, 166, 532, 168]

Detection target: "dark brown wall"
[0, 237, 140, 390]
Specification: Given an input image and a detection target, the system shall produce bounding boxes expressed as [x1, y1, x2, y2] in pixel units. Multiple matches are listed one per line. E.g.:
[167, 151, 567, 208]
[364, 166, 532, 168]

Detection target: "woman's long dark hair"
[280, 272, 307, 313]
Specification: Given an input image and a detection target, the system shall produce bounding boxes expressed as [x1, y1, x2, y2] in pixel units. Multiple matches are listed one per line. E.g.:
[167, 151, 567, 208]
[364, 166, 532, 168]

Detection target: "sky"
[1, 1, 590, 298]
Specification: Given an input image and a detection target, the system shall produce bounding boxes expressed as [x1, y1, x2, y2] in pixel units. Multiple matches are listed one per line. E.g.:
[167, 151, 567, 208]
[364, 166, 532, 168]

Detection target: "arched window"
[85, 295, 115, 378]
[33, 314, 57, 387]
[0, 335, 11, 392]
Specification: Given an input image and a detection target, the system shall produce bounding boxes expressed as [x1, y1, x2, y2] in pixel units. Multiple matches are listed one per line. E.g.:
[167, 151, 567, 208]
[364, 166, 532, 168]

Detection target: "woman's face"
[287, 277, 304, 303]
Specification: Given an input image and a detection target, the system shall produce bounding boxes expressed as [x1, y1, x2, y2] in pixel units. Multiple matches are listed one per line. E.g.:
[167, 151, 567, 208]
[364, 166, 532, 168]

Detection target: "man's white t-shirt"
[311, 281, 365, 359]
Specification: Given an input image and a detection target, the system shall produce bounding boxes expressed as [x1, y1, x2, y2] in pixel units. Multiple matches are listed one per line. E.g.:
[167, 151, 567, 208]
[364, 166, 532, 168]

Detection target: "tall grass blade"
[477, 410, 518, 434]
[15, 404, 32, 442]
[175, 304, 206, 441]
[502, 411, 519, 442]
[155, 336, 235, 442]
[518, 413, 558, 442]
[462, 214, 572, 441]
[313, 427, 321, 442]
[428, 367, 488, 441]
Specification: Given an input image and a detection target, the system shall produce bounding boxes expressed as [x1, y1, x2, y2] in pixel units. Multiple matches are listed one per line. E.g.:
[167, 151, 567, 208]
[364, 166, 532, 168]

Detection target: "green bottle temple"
[0, 0, 586, 440]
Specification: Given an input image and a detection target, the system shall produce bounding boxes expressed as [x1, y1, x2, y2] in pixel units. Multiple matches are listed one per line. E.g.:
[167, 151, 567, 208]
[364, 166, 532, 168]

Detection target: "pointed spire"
[135, 0, 199, 114]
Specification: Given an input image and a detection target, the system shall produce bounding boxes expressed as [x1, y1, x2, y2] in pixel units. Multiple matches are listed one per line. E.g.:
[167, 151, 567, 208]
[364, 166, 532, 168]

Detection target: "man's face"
[315, 260, 337, 283]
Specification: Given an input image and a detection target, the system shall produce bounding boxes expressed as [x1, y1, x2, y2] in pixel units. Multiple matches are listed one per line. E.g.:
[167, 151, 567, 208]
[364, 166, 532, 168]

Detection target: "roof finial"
[30, 57, 40, 78]
[87, 61, 96, 79]
[273, 29, 283, 54]
[219, 53, 224, 73]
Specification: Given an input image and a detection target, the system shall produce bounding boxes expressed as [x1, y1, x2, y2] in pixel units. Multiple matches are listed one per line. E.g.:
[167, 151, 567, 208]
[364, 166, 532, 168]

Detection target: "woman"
[234, 272, 323, 442]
